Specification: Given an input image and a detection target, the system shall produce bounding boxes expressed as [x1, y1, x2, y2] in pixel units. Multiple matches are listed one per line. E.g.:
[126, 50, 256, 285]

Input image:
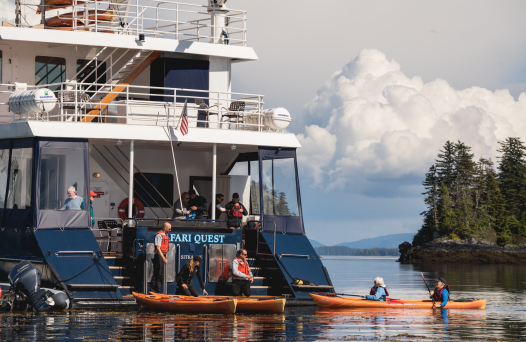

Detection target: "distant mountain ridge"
[337, 233, 415, 249]
[309, 239, 325, 248]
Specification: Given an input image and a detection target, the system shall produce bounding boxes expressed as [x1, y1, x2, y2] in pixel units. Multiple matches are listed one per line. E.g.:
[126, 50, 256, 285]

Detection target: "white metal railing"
[16, 0, 247, 46]
[0, 82, 274, 132]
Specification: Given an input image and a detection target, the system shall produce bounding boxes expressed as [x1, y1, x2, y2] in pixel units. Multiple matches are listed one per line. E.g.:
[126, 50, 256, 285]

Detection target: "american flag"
[180, 99, 189, 136]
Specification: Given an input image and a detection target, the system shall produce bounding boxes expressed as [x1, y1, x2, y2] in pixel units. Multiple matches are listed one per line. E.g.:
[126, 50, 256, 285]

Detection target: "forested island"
[315, 246, 399, 256]
[399, 138, 526, 264]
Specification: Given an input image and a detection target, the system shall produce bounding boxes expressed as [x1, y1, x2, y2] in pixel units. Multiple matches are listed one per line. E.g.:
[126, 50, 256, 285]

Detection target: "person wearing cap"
[430, 277, 450, 308]
[89, 190, 97, 227]
[225, 193, 248, 229]
[176, 255, 208, 297]
[187, 189, 207, 219]
[360, 277, 389, 301]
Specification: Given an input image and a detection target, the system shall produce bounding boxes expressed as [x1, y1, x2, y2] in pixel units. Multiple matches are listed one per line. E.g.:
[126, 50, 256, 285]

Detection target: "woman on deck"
[176, 256, 208, 297]
[172, 192, 197, 219]
[360, 277, 389, 301]
[430, 277, 450, 308]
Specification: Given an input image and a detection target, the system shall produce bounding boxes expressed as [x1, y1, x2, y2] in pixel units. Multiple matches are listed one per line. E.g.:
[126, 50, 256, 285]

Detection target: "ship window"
[0, 148, 9, 208]
[229, 161, 247, 175]
[40, 148, 86, 210]
[35, 56, 66, 91]
[134, 173, 174, 208]
[261, 157, 298, 216]
[6, 148, 33, 209]
[77, 59, 106, 95]
[249, 160, 260, 215]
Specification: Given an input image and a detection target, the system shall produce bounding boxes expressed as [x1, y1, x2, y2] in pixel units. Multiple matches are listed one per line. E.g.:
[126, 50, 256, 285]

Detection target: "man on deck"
[231, 248, 253, 297]
[151, 222, 171, 293]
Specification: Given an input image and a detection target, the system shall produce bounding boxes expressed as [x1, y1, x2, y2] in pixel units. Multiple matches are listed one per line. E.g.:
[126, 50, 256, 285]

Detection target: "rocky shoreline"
[398, 239, 526, 264]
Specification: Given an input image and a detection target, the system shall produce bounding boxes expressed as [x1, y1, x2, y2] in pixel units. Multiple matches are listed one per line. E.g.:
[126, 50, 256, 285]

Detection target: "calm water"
[1, 257, 526, 341]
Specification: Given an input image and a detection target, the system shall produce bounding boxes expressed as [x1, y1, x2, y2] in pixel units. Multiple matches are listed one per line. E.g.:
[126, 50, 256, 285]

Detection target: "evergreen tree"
[437, 184, 456, 236]
[497, 137, 526, 220]
[435, 141, 457, 197]
[486, 173, 510, 245]
[454, 141, 476, 235]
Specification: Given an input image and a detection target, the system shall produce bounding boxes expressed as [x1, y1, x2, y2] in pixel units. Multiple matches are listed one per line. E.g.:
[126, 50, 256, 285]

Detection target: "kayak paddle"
[421, 272, 436, 308]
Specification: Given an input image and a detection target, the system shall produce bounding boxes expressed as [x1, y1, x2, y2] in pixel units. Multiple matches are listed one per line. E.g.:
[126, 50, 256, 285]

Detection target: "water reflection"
[1, 257, 526, 341]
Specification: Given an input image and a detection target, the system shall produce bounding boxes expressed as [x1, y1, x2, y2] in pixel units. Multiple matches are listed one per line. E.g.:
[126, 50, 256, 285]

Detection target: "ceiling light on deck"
[231, 144, 236, 150]
[117, 140, 122, 145]
[92, 173, 101, 178]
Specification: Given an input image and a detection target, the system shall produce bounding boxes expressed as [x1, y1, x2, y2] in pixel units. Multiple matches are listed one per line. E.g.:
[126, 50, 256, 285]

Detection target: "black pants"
[232, 278, 251, 297]
[176, 284, 199, 297]
[227, 220, 240, 228]
[150, 253, 165, 293]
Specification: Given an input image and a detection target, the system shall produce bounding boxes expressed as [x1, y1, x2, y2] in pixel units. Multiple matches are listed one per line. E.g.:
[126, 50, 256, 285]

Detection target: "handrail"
[278, 254, 310, 259]
[248, 220, 277, 255]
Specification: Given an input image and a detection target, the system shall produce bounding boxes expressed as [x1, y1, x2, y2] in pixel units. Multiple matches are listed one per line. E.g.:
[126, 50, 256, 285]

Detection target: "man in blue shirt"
[430, 277, 449, 308]
[62, 186, 85, 210]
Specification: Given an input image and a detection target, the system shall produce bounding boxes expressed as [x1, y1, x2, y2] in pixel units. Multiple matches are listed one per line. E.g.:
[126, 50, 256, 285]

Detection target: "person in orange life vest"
[231, 248, 253, 297]
[225, 193, 248, 229]
[430, 277, 450, 308]
[208, 193, 226, 220]
[176, 256, 208, 297]
[360, 277, 389, 301]
[150, 222, 171, 294]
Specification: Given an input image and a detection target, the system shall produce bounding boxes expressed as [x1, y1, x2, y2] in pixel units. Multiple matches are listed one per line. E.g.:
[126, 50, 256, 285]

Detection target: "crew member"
[360, 277, 389, 301]
[89, 190, 97, 227]
[225, 193, 248, 229]
[208, 193, 226, 220]
[150, 222, 171, 293]
[430, 277, 450, 308]
[176, 256, 208, 297]
[231, 248, 253, 297]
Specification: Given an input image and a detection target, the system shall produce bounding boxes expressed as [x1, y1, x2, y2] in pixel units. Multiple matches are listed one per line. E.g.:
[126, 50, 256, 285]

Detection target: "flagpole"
[166, 99, 187, 216]
[174, 99, 187, 130]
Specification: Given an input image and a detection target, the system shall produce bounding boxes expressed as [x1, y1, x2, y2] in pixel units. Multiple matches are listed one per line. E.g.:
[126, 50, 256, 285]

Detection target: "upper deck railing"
[0, 82, 275, 132]
[16, 0, 247, 46]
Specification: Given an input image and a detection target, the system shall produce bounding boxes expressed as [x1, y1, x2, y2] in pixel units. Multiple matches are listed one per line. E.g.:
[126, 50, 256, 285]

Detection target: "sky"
[225, 0, 526, 245]
[2, 0, 526, 245]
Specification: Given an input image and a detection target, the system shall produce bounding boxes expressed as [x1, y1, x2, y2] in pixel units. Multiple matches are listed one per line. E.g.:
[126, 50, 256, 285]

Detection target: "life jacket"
[233, 257, 250, 278]
[370, 286, 389, 297]
[156, 231, 169, 253]
[230, 204, 243, 218]
[432, 284, 451, 301]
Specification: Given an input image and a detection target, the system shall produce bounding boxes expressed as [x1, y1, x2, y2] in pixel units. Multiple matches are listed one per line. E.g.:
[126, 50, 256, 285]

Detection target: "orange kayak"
[133, 292, 237, 314]
[46, 10, 115, 26]
[310, 293, 486, 310]
[150, 293, 286, 314]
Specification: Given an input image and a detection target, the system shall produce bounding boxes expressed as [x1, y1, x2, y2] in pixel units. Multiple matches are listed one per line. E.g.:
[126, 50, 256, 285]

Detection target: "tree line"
[414, 138, 526, 246]
[315, 246, 399, 256]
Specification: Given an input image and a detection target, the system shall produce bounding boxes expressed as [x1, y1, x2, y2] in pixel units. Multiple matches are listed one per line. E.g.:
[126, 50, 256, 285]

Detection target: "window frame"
[35, 55, 66, 91]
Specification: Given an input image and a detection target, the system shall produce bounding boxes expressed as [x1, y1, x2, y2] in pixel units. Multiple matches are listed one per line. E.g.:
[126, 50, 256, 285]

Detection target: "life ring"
[118, 198, 145, 220]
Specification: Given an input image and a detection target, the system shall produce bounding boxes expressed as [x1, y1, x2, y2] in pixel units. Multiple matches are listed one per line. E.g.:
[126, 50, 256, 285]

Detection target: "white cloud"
[0, 0, 16, 23]
[299, 49, 526, 196]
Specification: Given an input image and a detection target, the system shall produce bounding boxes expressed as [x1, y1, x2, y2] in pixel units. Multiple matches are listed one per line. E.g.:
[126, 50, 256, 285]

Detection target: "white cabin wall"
[209, 56, 231, 106]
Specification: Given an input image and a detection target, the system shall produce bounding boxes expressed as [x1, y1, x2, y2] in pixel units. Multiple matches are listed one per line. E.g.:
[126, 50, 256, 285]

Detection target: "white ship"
[0, 0, 333, 308]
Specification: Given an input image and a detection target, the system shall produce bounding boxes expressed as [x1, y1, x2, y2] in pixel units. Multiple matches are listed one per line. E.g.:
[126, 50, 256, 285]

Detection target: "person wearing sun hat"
[89, 190, 97, 227]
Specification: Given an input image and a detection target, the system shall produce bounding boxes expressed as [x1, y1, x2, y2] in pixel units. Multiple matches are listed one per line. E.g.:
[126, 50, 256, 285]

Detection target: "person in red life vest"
[430, 277, 450, 308]
[231, 248, 253, 296]
[176, 256, 208, 297]
[208, 193, 226, 220]
[225, 193, 248, 229]
[150, 222, 171, 294]
[360, 277, 389, 301]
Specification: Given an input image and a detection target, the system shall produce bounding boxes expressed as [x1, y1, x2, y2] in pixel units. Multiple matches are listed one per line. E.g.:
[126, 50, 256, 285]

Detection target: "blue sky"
[227, 0, 526, 245]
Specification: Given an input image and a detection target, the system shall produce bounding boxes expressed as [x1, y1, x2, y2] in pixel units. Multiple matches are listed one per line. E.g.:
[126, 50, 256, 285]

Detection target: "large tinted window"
[40, 148, 86, 210]
[0, 148, 9, 207]
[35, 56, 66, 91]
[261, 158, 298, 216]
[134, 173, 173, 208]
[7, 148, 33, 209]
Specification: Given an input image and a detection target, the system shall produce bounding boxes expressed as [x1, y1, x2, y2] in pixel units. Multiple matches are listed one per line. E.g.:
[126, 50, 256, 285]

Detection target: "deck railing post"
[128, 140, 134, 220]
[163, 262, 167, 294]
[143, 259, 148, 294]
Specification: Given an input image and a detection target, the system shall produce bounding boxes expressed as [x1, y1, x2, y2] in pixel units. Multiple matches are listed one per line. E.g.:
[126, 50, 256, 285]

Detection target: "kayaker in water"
[176, 256, 208, 297]
[360, 277, 389, 301]
[429, 277, 450, 308]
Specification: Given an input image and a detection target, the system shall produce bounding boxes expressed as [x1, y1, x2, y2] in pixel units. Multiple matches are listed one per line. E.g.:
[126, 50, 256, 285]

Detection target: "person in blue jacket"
[360, 277, 389, 301]
[430, 277, 450, 308]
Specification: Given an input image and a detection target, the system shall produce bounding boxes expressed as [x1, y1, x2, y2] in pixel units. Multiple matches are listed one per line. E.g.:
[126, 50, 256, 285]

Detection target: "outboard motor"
[8, 261, 68, 312]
